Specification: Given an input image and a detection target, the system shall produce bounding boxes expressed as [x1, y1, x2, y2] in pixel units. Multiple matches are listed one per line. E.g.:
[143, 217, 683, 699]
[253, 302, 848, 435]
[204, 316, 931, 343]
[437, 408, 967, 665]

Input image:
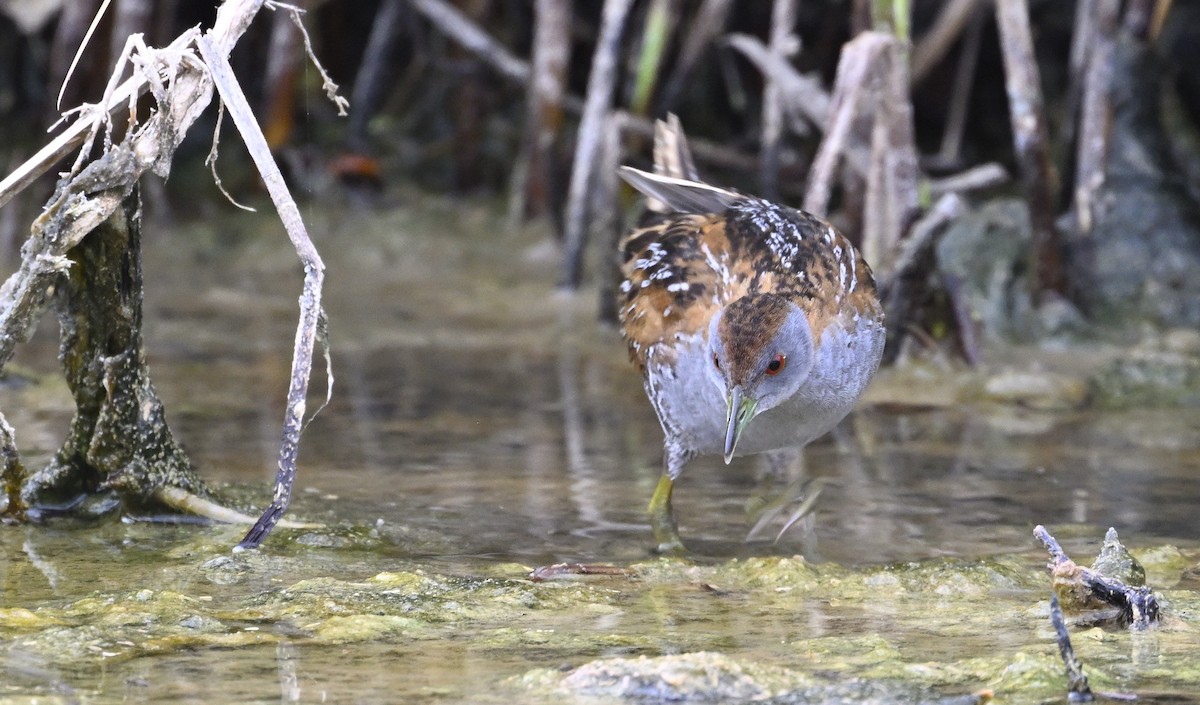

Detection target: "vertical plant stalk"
[995, 0, 1065, 298]
[930, 4, 986, 168]
[1, 411, 28, 519]
[509, 0, 572, 223]
[195, 34, 328, 551]
[562, 0, 635, 289]
[630, 0, 677, 115]
[595, 111, 626, 323]
[347, 0, 406, 150]
[804, 33, 883, 216]
[866, 38, 919, 272]
[657, 0, 733, 110]
[805, 30, 917, 272]
[871, 0, 910, 42]
[1073, 0, 1120, 235]
[760, 0, 798, 199]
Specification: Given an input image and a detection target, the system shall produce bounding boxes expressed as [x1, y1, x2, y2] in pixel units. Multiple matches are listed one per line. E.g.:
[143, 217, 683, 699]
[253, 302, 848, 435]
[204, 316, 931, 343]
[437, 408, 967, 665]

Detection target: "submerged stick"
[195, 34, 329, 551]
[155, 486, 322, 529]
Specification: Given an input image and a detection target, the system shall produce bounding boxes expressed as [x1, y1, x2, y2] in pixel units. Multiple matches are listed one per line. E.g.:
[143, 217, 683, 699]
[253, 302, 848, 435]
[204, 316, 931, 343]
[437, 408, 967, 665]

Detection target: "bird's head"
[706, 294, 815, 463]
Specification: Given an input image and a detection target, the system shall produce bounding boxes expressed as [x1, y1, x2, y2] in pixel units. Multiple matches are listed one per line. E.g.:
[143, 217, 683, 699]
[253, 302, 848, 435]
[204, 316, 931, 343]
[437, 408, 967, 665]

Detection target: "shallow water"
[2, 195, 1199, 703]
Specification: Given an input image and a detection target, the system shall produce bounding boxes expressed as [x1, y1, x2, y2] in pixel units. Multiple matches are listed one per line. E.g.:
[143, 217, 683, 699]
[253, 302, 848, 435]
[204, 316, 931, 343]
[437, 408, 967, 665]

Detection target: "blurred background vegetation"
[1, 0, 1198, 348]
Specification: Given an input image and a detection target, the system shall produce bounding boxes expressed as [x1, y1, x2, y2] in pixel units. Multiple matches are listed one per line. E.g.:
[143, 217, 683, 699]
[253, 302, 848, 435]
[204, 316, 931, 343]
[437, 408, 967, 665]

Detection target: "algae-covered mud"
[2, 197, 1199, 703]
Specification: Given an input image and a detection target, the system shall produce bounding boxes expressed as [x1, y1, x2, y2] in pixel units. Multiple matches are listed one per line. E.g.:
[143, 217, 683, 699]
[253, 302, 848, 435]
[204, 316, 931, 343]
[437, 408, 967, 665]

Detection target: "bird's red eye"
[766, 354, 786, 375]
[713, 354, 721, 370]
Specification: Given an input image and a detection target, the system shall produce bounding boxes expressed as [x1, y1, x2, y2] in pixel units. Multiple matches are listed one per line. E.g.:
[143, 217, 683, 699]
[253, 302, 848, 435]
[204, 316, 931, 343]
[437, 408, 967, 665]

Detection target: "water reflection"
[1, 202, 1198, 704]
[6, 201, 1196, 566]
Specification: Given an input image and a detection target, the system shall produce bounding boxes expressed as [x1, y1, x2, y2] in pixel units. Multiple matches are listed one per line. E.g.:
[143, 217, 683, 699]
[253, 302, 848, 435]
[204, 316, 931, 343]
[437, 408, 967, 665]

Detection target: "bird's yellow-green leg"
[648, 472, 685, 554]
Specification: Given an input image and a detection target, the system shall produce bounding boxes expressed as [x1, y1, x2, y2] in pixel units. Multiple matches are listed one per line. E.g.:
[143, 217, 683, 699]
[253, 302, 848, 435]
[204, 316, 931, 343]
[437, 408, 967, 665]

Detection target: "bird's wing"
[720, 198, 881, 335]
[618, 214, 737, 371]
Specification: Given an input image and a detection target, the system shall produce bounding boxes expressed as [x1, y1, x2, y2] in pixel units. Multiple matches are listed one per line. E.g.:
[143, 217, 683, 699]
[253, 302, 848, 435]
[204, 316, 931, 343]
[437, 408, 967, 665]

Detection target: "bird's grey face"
[707, 299, 814, 463]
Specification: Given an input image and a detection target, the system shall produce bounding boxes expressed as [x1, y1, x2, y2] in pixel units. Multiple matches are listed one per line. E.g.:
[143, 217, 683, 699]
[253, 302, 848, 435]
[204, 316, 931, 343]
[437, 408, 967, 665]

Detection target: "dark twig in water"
[1049, 594, 1095, 702]
[1034, 525, 1161, 630]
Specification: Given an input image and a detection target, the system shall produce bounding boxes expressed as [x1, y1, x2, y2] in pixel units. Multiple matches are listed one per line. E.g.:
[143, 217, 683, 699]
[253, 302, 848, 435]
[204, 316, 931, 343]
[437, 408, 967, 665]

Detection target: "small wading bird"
[617, 117, 886, 553]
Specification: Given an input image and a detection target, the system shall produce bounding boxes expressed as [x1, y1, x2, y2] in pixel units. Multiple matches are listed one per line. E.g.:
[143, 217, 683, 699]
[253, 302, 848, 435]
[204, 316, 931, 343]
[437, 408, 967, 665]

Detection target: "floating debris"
[528, 562, 636, 582]
[1034, 525, 1160, 629]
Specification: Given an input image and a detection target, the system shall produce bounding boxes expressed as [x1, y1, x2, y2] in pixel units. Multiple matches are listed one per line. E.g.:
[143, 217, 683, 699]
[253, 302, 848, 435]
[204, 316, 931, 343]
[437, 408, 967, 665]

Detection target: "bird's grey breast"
[644, 335, 728, 455]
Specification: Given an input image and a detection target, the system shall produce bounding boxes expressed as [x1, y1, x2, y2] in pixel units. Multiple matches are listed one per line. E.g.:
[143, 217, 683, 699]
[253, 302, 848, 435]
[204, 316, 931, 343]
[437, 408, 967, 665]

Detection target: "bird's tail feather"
[653, 113, 700, 183]
[619, 167, 741, 215]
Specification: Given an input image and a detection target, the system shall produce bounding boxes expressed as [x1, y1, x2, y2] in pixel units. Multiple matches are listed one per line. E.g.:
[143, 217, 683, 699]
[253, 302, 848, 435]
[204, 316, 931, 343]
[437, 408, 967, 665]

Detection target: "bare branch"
[406, 0, 530, 83]
[195, 32, 328, 551]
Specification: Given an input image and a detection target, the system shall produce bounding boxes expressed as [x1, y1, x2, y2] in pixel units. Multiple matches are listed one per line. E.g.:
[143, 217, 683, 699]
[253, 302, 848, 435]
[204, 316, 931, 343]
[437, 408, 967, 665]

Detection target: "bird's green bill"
[723, 386, 758, 463]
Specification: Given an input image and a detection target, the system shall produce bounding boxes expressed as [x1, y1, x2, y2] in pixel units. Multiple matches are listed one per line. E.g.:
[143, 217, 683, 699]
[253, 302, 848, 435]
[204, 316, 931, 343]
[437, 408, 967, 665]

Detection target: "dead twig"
[657, 0, 733, 110]
[0, 0, 338, 545]
[926, 163, 1008, 197]
[405, 0, 530, 83]
[725, 33, 829, 140]
[806, 31, 918, 272]
[508, 0, 572, 224]
[195, 34, 331, 551]
[528, 563, 636, 582]
[926, 1, 987, 170]
[911, 0, 988, 85]
[154, 486, 322, 529]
